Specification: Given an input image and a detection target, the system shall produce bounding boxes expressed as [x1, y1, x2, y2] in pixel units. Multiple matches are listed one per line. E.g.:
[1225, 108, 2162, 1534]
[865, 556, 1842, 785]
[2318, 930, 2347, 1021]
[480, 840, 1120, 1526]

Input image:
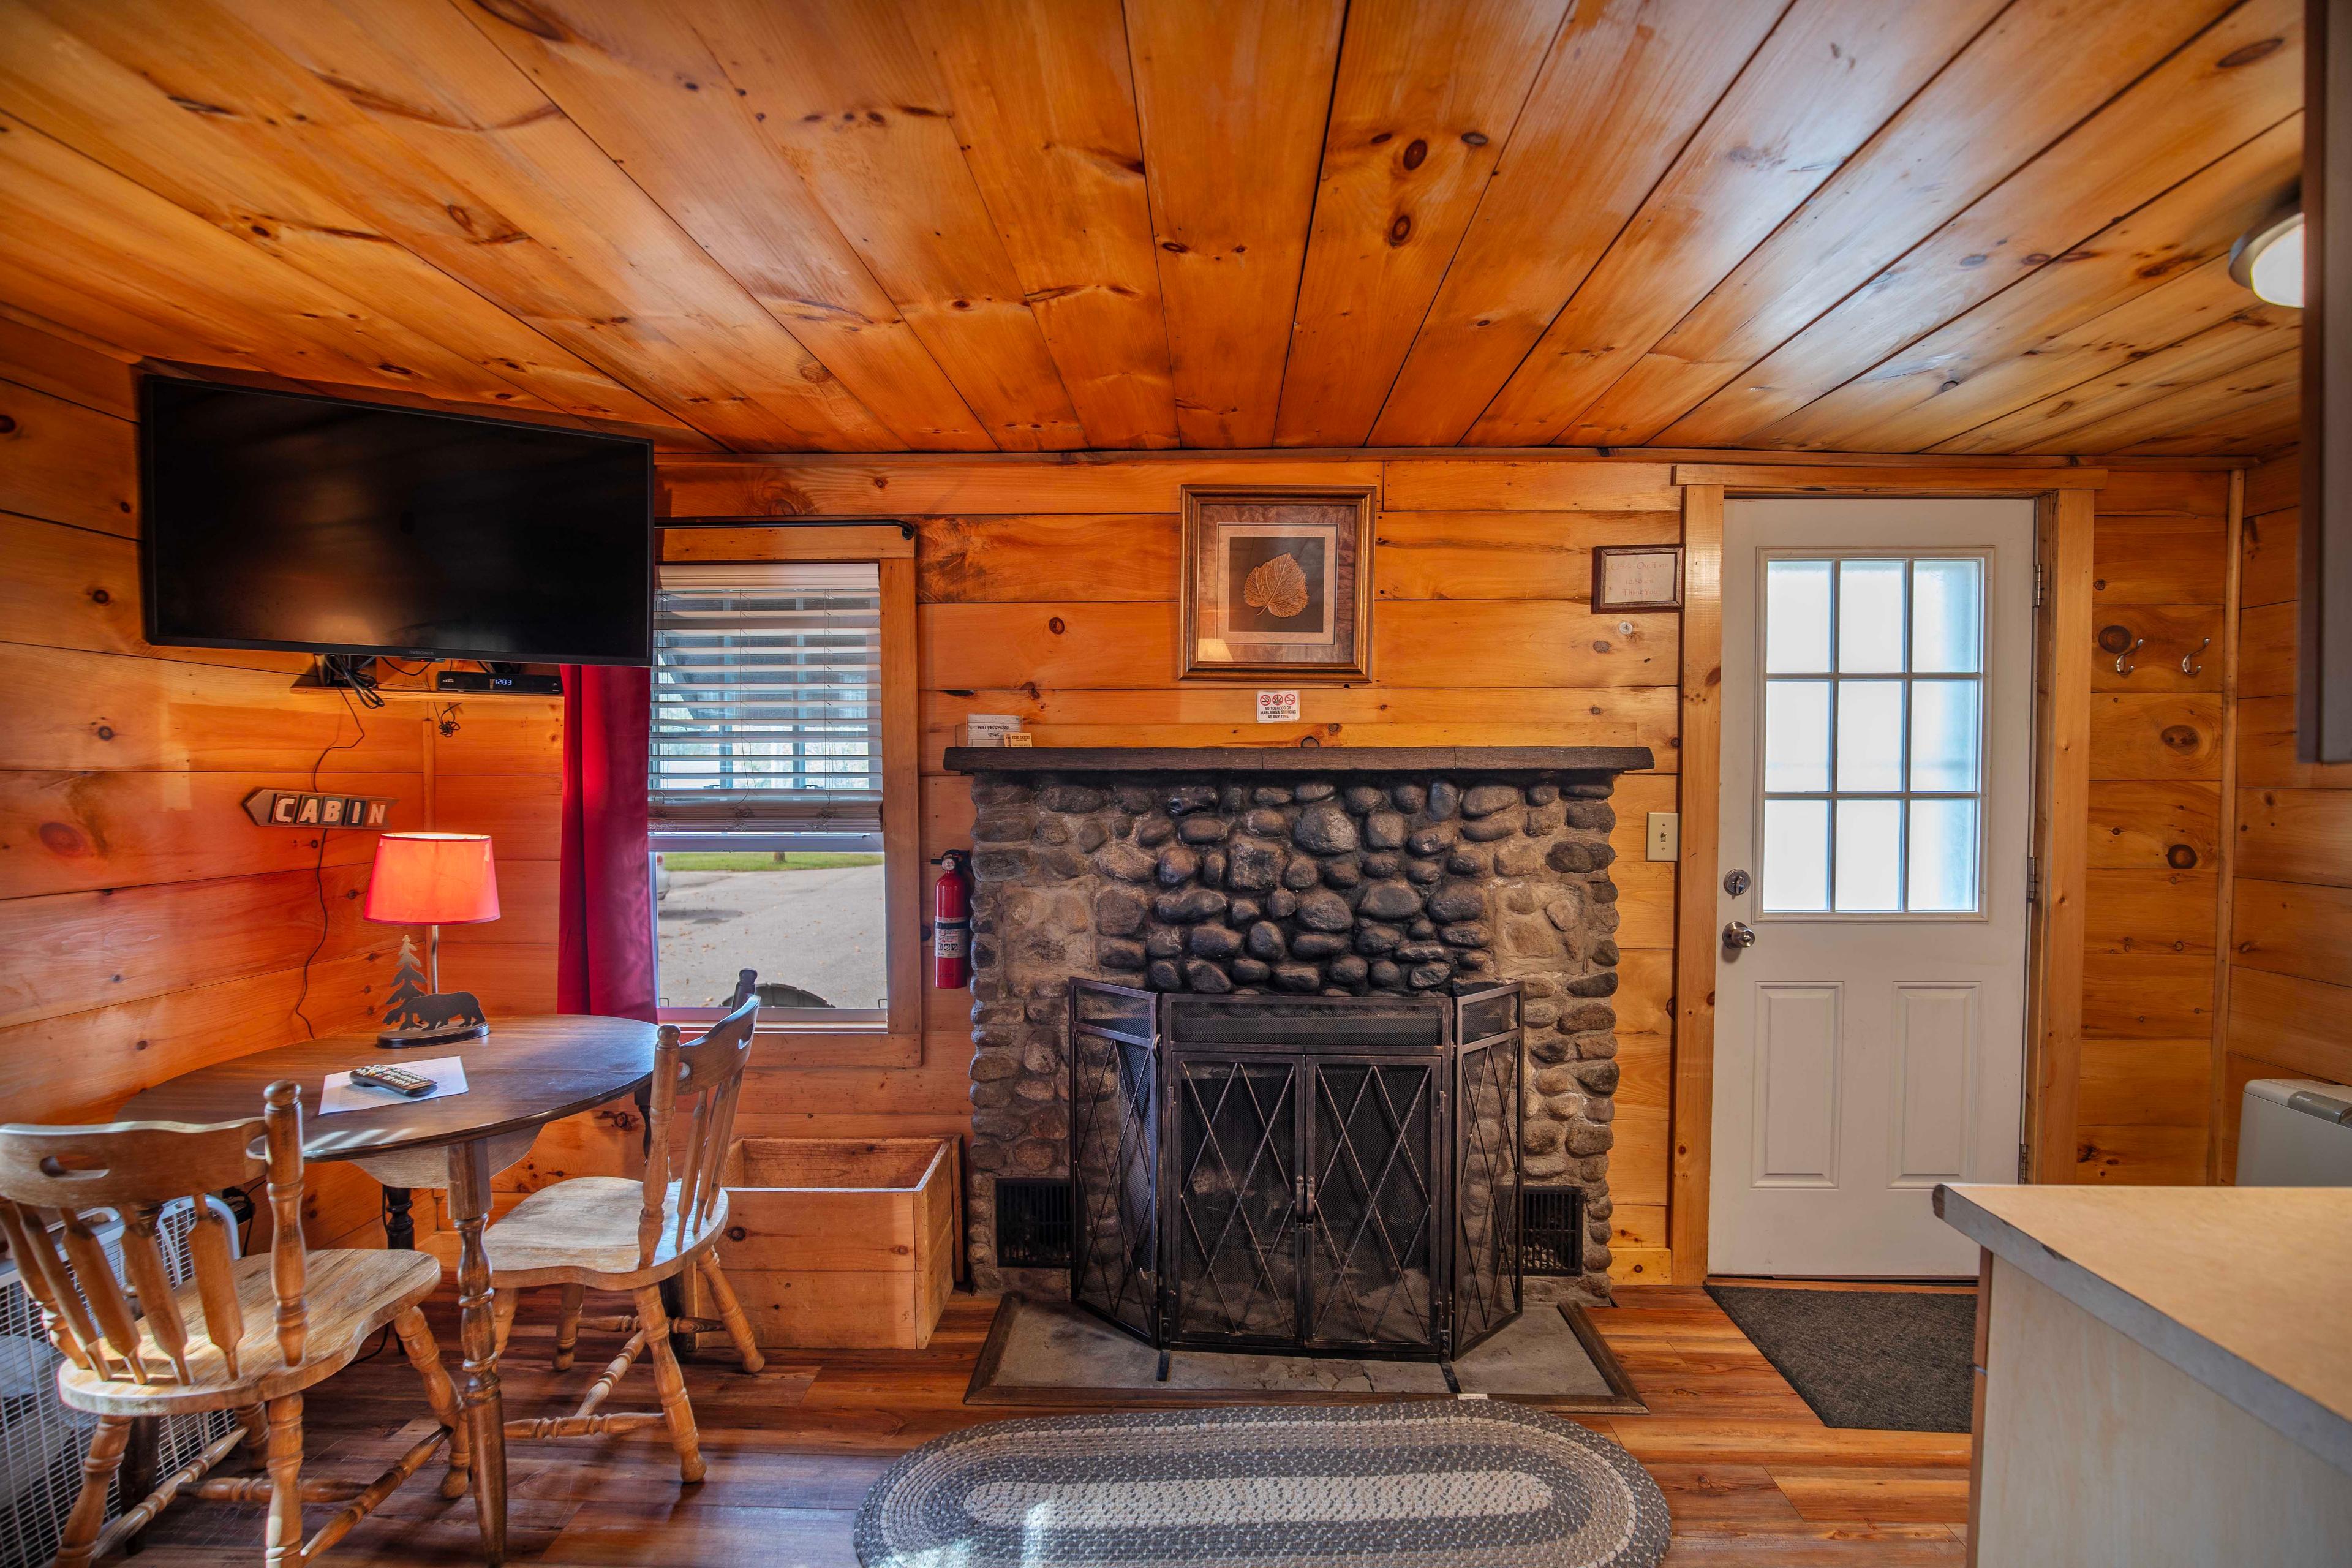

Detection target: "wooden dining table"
[122, 1013, 661, 1564]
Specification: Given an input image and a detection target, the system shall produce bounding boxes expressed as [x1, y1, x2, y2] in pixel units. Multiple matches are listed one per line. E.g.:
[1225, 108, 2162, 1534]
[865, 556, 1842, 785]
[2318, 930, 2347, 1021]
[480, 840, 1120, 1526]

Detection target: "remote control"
[349, 1063, 437, 1098]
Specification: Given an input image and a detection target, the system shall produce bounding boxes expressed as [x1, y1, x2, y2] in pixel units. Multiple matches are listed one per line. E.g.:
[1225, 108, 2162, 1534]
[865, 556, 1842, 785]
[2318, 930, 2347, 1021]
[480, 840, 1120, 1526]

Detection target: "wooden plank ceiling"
[0, 0, 2304, 456]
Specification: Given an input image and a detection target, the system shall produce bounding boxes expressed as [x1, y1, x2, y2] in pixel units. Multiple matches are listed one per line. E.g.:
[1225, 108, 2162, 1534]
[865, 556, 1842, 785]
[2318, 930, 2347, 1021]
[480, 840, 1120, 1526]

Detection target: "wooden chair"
[483, 993, 763, 1483]
[0, 1083, 464, 1567]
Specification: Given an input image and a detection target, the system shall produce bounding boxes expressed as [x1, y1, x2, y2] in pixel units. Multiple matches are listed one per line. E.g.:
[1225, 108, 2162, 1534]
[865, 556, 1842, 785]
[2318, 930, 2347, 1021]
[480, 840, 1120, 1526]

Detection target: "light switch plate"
[1646, 812, 1679, 862]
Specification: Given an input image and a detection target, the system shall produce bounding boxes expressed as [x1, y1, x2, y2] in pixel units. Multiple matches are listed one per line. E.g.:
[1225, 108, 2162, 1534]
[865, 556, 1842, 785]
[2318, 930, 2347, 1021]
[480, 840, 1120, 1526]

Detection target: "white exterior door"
[1710, 499, 2035, 1277]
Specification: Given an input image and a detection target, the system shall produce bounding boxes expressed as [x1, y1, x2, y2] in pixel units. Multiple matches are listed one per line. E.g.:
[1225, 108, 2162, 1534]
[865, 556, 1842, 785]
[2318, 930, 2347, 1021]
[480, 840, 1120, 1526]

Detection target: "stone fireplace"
[948, 746, 1654, 1308]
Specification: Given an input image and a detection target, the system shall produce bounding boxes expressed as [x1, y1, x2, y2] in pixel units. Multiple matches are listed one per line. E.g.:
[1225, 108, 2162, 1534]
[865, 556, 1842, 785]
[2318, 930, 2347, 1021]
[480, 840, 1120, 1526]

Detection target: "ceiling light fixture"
[2230, 194, 2305, 308]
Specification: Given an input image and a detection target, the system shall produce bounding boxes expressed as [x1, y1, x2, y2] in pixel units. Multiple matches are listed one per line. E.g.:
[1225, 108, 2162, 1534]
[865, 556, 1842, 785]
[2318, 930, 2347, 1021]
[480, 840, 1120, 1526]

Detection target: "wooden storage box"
[687, 1137, 957, 1350]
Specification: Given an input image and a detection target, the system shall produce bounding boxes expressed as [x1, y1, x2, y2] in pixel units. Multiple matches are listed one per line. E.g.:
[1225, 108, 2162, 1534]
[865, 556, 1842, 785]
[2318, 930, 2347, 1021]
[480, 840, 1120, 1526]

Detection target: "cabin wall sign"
[242, 788, 398, 829]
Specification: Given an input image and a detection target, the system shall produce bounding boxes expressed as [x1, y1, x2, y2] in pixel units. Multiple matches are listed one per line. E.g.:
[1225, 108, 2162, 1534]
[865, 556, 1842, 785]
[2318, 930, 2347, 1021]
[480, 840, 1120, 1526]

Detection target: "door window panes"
[1758, 555, 1988, 914]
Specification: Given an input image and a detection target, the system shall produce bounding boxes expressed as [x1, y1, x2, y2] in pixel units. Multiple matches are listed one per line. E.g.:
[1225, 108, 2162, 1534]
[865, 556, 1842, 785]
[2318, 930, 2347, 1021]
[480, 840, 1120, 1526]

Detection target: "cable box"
[435, 671, 564, 695]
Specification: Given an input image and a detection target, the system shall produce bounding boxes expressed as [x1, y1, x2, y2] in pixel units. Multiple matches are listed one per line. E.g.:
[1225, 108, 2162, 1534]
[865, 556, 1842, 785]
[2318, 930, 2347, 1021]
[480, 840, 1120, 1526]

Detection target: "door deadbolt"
[1722, 868, 1751, 897]
[1722, 921, 1758, 950]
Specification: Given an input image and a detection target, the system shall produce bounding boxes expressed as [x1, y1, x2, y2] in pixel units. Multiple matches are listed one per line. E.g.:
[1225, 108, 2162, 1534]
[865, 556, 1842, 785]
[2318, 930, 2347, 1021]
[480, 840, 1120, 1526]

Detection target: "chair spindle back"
[638, 993, 759, 1266]
[0, 1080, 312, 1385]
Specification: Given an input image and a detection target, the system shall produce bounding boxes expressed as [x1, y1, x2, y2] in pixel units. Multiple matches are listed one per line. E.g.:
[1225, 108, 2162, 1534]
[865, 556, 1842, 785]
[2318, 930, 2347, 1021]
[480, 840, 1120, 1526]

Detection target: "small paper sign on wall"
[1591, 545, 1684, 612]
[1257, 690, 1301, 723]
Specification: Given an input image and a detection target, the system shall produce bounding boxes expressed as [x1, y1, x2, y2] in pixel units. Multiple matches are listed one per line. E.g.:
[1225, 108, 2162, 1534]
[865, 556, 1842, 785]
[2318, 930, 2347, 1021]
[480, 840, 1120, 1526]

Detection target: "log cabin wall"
[2218, 449, 2352, 1178]
[664, 451, 2263, 1279]
[0, 318, 564, 1248]
[2076, 468, 2236, 1183]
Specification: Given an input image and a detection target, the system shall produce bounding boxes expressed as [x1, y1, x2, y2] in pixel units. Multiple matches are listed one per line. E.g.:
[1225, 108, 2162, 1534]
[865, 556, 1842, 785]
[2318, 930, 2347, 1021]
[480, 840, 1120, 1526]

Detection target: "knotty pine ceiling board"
[0, 0, 698, 438]
[1366, 0, 1784, 448]
[1272, 0, 1572, 448]
[1125, 0, 1346, 448]
[907, 0, 1179, 450]
[460, 0, 999, 450]
[1664, 0, 2305, 450]
[1561, 0, 2243, 448]
[0, 0, 2304, 457]
[1466, 0, 2012, 446]
[1769, 111, 2305, 453]
[690, 0, 1088, 450]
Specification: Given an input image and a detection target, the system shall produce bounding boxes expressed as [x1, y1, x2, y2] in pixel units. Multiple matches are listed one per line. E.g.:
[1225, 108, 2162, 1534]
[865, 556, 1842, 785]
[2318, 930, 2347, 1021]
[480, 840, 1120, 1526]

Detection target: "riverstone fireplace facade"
[949, 746, 1654, 1308]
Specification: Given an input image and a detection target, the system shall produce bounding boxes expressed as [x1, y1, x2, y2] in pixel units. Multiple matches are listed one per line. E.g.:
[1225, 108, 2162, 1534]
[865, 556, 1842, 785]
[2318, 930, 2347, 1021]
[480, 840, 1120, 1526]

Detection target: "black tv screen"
[141, 378, 652, 665]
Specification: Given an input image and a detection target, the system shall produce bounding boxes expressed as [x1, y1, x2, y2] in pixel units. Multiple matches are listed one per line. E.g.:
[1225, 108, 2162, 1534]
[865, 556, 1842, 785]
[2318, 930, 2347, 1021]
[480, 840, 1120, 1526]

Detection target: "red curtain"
[557, 664, 657, 1021]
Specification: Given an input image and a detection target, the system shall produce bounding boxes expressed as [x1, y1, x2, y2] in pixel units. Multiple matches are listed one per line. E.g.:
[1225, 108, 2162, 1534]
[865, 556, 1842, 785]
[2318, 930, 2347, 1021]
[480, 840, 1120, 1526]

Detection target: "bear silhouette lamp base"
[378, 926, 491, 1047]
[364, 834, 501, 1049]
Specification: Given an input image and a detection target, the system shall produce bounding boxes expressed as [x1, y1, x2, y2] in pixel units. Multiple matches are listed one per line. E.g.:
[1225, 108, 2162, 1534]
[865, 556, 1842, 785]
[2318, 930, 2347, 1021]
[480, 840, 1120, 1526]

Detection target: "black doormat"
[1706, 1285, 1975, 1433]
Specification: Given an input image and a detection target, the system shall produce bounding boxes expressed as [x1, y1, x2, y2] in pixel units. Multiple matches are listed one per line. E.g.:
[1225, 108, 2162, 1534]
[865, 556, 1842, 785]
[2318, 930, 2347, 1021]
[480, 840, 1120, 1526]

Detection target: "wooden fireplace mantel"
[943, 745, 1657, 774]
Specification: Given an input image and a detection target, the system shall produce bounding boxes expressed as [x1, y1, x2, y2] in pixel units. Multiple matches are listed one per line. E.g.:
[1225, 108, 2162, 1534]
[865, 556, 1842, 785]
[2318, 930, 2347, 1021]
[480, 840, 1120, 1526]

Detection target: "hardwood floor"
[124, 1284, 1972, 1566]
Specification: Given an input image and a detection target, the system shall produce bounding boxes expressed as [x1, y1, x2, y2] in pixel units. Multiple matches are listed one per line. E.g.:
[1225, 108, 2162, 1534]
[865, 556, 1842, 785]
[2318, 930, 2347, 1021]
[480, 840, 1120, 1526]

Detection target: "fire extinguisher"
[931, 848, 973, 989]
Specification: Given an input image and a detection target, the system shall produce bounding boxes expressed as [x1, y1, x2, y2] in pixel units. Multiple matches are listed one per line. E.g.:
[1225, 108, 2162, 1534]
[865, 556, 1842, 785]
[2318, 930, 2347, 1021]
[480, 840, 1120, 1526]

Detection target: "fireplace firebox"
[1068, 979, 1525, 1363]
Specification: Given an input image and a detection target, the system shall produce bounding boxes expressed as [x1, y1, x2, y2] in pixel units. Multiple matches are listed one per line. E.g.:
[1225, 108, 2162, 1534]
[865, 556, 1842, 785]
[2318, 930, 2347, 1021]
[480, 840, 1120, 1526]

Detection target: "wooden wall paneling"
[2206, 472, 2244, 1180]
[1123, 0, 1346, 447]
[0, 312, 136, 417]
[0, 772, 413, 899]
[2094, 515, 2233, 605]
[2230, 879, 2352, 982]
[1365, 0, 1780, 448]
[1567, 0, 2237, 447]
[1670, 0, 2304, 448]
[689, 0, 1085, 450]
[908, 0, 1176, 450]
[2089, 693, 2225, 778]
[1372, 511, 1682, 600]
[2031, 490, 2095, 1182]
[1759, 111, 2308, 454]
[1667, 483, 1721, 1284]
[458, 0, 994, 451]
[661, 456, 1387, 518]
[0, 951, 395, 1126]
[1466, 0, 2009, 445]
[2073, 477, 2229, 1182]
[2234, 786, 2352, 884]
[0, 374, 138, 535]
[1272, 0, 1571, 447]
[918, 514, 1180, 603]
[2084, 782, 2222, 869]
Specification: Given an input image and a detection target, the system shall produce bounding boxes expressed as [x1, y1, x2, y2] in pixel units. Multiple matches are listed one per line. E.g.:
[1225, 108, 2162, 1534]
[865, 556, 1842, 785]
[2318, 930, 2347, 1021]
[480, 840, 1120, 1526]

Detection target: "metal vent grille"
[1521, 1186, 1585, 1276]
[996, 1178, 1073, 1270]
[0, 1198, 241, 1566]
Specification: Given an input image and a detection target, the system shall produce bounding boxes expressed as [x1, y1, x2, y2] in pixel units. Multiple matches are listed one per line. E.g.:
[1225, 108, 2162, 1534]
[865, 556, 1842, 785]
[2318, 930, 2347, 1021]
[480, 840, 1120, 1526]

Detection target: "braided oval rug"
[854, 1401, 1671, 1568]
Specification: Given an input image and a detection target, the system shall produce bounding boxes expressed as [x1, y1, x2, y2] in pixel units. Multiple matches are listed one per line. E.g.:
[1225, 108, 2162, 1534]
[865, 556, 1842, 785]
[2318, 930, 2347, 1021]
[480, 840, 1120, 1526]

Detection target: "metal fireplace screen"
[1068, 981, 1524, 1362]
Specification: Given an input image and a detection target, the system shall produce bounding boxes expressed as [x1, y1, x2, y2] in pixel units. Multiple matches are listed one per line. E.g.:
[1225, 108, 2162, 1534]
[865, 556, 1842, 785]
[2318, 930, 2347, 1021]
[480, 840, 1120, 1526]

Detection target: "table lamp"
[364, 832, 500, 1047]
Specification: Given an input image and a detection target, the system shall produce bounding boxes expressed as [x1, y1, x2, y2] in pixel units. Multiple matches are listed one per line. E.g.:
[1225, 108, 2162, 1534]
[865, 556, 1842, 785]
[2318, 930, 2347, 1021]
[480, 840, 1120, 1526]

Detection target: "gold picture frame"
[1178, 484, 1375, 681]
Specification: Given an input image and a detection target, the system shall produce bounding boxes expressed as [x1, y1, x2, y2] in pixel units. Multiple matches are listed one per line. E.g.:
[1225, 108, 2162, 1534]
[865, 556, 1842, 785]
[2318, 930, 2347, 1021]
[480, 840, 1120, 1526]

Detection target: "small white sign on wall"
[1256, 689, 1300, 724]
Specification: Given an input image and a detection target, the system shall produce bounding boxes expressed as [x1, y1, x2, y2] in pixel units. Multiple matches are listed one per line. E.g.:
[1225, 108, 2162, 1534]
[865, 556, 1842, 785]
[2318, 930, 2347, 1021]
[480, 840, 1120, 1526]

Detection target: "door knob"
[1722, 921, 1758, 950]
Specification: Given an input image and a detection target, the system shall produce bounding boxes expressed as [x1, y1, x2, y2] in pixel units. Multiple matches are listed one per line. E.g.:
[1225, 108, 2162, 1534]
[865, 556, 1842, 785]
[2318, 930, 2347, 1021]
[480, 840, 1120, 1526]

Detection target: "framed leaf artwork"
[1178, 485, 1375, 680]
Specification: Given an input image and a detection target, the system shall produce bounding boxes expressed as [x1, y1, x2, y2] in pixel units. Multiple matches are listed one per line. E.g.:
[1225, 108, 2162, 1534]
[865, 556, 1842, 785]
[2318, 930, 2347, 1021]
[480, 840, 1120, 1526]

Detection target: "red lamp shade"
[364, 833, 501, 926]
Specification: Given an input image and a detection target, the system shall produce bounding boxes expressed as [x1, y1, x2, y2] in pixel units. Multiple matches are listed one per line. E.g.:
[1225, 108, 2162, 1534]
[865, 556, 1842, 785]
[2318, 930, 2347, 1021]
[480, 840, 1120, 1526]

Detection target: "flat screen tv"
[140, 377, 653, 665]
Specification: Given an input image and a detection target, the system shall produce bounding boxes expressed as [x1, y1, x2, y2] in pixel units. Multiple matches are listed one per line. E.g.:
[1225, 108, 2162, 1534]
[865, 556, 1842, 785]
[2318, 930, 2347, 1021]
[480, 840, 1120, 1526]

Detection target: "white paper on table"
[317, 1055, 471, 1116]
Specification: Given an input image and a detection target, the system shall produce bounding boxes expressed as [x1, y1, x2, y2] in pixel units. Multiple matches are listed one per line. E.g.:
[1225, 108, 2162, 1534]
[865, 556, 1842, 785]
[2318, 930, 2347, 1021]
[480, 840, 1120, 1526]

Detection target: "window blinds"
[650, 561, 883, 833]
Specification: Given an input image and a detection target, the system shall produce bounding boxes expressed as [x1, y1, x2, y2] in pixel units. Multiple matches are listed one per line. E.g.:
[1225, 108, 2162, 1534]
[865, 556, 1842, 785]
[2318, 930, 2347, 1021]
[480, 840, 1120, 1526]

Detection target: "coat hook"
[2181, 637, 2209, 678]
[2114, 635, 2144, 677]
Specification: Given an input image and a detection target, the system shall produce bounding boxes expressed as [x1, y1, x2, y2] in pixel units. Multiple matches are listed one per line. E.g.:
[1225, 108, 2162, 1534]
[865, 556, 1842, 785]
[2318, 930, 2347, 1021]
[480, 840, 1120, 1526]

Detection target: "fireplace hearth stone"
[946, 747, 1654, 1310]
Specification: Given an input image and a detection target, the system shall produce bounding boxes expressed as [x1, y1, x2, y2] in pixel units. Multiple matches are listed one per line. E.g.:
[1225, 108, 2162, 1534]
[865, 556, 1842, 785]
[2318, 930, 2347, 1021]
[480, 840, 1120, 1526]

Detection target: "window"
[1758, 554, 1987, 916]
[649, 529, 919, 1054]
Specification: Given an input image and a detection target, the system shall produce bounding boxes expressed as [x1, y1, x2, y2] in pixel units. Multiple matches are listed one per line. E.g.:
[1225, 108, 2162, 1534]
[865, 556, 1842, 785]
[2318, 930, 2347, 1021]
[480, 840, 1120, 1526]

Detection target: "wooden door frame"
[1664, 466, 2105, 1284]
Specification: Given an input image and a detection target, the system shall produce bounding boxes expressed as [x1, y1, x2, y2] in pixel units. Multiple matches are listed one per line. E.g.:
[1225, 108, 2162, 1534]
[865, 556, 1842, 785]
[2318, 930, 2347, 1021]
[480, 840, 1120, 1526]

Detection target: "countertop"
[1937, 1183, 2352, 1474]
